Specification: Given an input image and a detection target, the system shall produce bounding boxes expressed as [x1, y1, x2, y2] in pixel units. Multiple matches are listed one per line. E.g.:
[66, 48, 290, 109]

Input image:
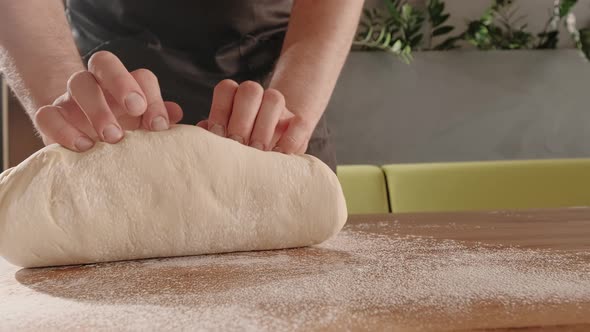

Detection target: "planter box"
[327, 50, 590, 165]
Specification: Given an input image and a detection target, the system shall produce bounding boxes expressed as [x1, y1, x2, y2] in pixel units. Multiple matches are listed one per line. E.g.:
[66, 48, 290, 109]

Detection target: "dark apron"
[65, 0, 336, 171]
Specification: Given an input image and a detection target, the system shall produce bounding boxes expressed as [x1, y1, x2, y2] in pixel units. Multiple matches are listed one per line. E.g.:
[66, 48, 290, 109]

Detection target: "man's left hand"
[196, 80, 316, 154]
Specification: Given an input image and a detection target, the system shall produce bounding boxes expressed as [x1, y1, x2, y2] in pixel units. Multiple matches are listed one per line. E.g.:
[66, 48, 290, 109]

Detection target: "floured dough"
[0, 125, 347, 268]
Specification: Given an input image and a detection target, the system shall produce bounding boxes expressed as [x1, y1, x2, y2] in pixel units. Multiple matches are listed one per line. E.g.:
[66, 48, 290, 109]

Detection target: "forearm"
[268, 0, 363, 124]
[0, 0, 84, 116]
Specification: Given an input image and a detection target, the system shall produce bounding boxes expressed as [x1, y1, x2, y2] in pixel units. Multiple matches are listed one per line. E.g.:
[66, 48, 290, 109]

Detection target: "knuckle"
[53, 130, 73, 146]
[67, 70, 92, 88]
[238, 80, 264, 96]
[87, 51, 116, 71]
[132, 68, 158, 84]
[52, 92, 71, 107]
[227, 124, 249, 137]
[66, 70, 94, 93]
[250, 129, 271, 144]
[214, 79, 239, 93]
[33, 106, 52, 126]
[263, 89, 285, 107]
[284, 134, 299, 146]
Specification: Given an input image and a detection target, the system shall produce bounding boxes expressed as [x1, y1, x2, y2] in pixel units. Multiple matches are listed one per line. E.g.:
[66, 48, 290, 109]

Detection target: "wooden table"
[2, 208, 590, 331]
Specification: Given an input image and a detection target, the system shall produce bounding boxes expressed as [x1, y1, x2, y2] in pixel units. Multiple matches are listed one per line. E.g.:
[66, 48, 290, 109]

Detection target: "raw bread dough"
[0, 125, 347, 268]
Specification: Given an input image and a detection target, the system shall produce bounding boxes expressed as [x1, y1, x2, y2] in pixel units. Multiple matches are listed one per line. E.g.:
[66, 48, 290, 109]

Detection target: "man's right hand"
[34, 51, 183, 152]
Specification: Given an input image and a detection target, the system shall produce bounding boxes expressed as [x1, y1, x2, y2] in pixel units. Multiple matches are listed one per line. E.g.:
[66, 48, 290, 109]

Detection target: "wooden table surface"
[2, 208, 590, 331]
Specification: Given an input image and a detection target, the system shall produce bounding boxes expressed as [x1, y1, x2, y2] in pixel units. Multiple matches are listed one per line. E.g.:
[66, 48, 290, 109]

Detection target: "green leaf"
[401, 4, 413, 21]
[384, 0, 400, 16]
[407, 24, 423, 37]
[427, 0, 444, 19]
[355, 26, 374, 44]
[372, 26, 387, 46]
[579, 27, 590, 59]
[537, 30, 559, 49]
[431, 13, 450, 27]
[559, 0, 578, 18]
[381, 32, 393, 48]
[433, 35, 462, 50]
[391, 39, 403, 53]
[410, 33, 424, 47]
[480, 8, 494, 25]
[432, 25, 454, 36]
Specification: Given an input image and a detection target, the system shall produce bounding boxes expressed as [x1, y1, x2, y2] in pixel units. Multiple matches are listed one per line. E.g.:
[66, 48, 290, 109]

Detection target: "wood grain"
[1, 208, 589, 331]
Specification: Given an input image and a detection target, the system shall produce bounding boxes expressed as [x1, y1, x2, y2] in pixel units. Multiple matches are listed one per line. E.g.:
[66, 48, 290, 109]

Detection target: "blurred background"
[2, 0, 590, 170]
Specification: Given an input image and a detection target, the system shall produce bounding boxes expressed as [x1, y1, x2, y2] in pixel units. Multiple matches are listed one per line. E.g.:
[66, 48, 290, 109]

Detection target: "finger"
[165, 101, 184, 124]
[196, 120, 208, 129]
[208, 79, 239, 137]
[297, 138, 309, 154]
[88, 51, 147, 116]
[34, 105, 95, 152]
[274, 116, 313, 154]
[270, 114, 292, 148]
[67, 70, 124, 144]
[227, 81, 264, 145]
[130, 69, 169, 131]
[249, 89, 285, 150]
[53, 91, 100, 140]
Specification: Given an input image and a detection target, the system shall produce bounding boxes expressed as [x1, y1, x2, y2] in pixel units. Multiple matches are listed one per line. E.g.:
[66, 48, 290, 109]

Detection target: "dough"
[0, 125, 347, 268]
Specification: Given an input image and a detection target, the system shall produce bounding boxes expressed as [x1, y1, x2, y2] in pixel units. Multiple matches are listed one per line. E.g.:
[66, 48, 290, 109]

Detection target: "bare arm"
[0, 1, 180, 152]
[0, 0, 84, 116]
[200, 0, 363, 155]
[269, 0, 363, 152]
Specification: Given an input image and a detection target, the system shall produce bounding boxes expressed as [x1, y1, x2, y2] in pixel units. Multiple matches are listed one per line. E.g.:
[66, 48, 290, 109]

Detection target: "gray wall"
[327, 50, 590, 165]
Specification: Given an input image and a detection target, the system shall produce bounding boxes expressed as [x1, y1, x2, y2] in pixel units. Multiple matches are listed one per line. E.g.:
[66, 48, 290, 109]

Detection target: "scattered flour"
[1, 221, 589, 331]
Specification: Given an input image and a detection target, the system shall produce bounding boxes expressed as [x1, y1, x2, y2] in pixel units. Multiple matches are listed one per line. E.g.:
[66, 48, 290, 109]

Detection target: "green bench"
[338, 159, 590, 214]
[383, 159, 590, 213]
[336, 165, 390, 214]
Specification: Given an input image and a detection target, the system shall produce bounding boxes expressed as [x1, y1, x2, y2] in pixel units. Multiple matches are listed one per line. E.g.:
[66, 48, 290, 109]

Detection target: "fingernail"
[103, 124, 123, 143]
[125, 92, 146, 116]
[250, 141, 265, 150]
[151, 116, 168, 131]
[209, 124, 225, 137]
[229, 135, 244, 144]
[74, 137, 94, 152]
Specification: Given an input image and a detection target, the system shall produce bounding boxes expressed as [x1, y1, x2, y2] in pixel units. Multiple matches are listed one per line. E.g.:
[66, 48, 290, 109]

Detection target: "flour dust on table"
[2, 220, 590, 331]
[0, 125, 347, 268]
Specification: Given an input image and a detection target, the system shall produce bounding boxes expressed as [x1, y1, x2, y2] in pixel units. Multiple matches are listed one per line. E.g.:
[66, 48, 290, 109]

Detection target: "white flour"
[1, 221, 589, 331]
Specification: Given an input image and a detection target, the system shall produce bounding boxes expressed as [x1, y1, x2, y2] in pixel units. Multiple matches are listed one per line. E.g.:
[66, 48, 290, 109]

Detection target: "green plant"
[354, 0, 426, 63]
[565, 10, 590, 60]
[354, 0, 581, 63]
[427, 0, 462, 50]
[537, 0, 578, 49]
[464, 0, 534, 50]
[578, 28, 590, 59]
[354, 0, 460, 63]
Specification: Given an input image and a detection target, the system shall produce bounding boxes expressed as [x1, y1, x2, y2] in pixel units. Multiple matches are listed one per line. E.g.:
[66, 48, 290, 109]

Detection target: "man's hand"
[195, 0, 363, 156]
[34, 51, 183, 152]
[197, 80, 314, 154]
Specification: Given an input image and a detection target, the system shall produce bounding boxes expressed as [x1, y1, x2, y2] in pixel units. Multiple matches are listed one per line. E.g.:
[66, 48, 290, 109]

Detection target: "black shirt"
[66, 0, 292, 123]
[64, 1, 337, 170]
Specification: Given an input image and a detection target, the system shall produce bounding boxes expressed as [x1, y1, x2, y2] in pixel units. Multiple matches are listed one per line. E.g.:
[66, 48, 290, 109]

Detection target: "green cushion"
[383, 159, 590, 213]
[337, 165, 390, 214]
